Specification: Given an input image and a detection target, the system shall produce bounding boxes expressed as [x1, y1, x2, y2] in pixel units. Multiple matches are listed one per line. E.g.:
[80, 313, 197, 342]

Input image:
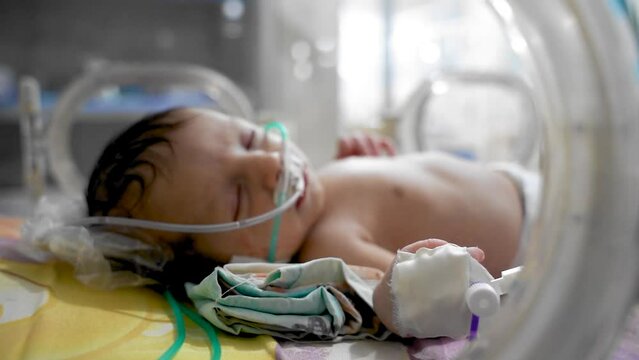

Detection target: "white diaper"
[390, 244, 493, 339]
[490, 162, 541, 247]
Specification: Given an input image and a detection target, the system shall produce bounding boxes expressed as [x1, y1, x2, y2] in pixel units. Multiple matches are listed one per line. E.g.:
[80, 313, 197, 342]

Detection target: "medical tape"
[390, 244, 492, 339]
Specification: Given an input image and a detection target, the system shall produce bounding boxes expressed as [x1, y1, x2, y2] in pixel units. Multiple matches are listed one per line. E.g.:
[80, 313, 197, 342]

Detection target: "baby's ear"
[116, 180, 147, 212]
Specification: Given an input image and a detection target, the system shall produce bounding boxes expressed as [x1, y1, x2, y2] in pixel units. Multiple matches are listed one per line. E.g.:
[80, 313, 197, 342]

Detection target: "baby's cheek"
[192, 234, 255, 263]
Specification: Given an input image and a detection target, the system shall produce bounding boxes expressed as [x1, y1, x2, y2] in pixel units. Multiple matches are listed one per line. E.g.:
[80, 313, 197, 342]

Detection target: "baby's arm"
[297, 220, 396, 271]
[373, 239, 485, 337]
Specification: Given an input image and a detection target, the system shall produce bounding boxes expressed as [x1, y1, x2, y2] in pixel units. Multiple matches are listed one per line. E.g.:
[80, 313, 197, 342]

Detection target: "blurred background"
[0, 0, 542, 213]
[1, 2, 638, 359]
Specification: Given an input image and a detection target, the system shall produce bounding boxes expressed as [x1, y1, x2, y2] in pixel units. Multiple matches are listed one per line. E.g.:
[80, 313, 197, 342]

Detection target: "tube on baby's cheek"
[389, 244, 494, 339]
[264, 121, 289, 263]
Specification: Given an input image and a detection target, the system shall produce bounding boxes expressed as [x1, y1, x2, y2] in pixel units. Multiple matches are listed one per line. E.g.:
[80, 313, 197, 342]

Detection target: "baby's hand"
[373, 239, 485, 337]
[402, 239, 485, 262]
[336, 132, 396, 159]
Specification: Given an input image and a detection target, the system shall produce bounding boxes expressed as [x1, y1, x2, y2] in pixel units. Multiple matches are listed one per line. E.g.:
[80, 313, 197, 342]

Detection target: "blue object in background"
[1, 87, 219, 115]
[449, 148, 477, 161]
[0, 65, 16, 109]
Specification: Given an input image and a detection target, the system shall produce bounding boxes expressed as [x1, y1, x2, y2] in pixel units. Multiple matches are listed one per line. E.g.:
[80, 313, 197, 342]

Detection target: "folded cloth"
[186, 258, 391, 341]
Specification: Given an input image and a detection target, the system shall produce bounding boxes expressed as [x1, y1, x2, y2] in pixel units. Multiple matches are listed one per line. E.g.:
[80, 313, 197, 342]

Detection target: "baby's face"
[133, 109, 325, 262]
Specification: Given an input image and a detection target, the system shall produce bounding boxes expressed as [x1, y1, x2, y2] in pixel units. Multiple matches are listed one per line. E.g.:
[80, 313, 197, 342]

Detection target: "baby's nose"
[254, 151, 282, 191]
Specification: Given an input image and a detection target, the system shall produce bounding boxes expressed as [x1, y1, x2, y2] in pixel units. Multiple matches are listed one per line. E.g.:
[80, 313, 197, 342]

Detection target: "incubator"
[389, 0, 639, 359]
[5, 0, 639, 358]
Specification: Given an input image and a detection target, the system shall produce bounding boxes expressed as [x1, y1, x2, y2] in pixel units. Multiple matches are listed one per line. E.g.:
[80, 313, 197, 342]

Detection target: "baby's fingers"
[337, 137, 355, 158]
[466, 247, 485, 263]
[401, 238, 449, 252]
[379, 137, 397, 156]
[401, 239, 485, 263]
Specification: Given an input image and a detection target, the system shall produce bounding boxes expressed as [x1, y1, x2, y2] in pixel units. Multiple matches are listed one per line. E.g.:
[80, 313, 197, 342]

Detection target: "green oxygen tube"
[161, 291, 222, 360]
[263, 121, 290, 263]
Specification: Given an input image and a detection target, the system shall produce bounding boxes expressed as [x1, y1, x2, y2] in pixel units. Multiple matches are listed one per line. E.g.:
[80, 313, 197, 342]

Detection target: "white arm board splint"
[390, 244, 521, 339]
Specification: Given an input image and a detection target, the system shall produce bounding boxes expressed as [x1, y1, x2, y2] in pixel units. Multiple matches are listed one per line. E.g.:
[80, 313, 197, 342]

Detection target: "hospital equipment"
[18, 77, 47, 206]
[465, 267, 522, 318]
[397, 71, 540, 166]
[465, 266, 523, 340]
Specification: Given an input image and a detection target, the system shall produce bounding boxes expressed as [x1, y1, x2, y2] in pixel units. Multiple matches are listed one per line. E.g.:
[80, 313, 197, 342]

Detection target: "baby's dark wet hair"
[86, 107, 183, 217]
[85, 107, 220, 295]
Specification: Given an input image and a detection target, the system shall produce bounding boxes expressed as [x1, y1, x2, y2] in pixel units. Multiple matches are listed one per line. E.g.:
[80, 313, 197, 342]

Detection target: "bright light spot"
[491, 0, 513, 22]
[509, 32, 528, 55]
[316, 38, 337, 68]
[143, 323, 174, 337]
[338, 10, 383, 82]
[315, 38, 336, 53]
[222, 0, 245, 21]
[391, 18, 424, 63]
[338, 5, 384, 125]
[432, 81, 450, 95]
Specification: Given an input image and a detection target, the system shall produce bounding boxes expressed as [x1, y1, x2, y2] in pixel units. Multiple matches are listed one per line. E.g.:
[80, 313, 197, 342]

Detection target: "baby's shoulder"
[307, 209, 368, 242]
[297, 214, 370, 262]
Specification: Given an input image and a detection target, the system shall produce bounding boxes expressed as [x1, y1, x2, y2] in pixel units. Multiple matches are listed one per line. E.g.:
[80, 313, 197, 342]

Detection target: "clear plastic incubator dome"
[390, 0, 639, 359]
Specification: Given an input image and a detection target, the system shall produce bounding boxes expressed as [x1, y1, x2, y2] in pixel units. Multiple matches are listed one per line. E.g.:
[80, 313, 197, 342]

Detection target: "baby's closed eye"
[242, 129, 256, 150]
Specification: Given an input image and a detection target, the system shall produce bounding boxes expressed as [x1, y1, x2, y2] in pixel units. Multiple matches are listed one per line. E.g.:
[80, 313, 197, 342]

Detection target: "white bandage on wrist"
[390, 244, 494, 338]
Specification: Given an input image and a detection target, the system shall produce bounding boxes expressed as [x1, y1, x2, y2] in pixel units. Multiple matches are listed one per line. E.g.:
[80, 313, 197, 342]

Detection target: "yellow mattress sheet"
[0, 217, 277, 360]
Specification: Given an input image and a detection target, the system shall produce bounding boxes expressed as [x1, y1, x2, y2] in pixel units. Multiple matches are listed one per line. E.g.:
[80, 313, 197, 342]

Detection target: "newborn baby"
[86, 107, 523, 280]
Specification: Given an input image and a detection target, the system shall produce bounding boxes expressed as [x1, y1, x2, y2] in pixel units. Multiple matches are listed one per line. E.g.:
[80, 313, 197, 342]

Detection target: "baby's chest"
[323, 176, 437, 244]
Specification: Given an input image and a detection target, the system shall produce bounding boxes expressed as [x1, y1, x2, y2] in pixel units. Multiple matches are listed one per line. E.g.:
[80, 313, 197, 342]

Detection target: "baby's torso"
[314, 154, 463, 251]
[303, 153, 523, 272]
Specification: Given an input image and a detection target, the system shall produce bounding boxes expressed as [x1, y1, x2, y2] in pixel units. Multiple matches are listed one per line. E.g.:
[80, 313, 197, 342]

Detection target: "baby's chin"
[273, 233, 307, 262]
